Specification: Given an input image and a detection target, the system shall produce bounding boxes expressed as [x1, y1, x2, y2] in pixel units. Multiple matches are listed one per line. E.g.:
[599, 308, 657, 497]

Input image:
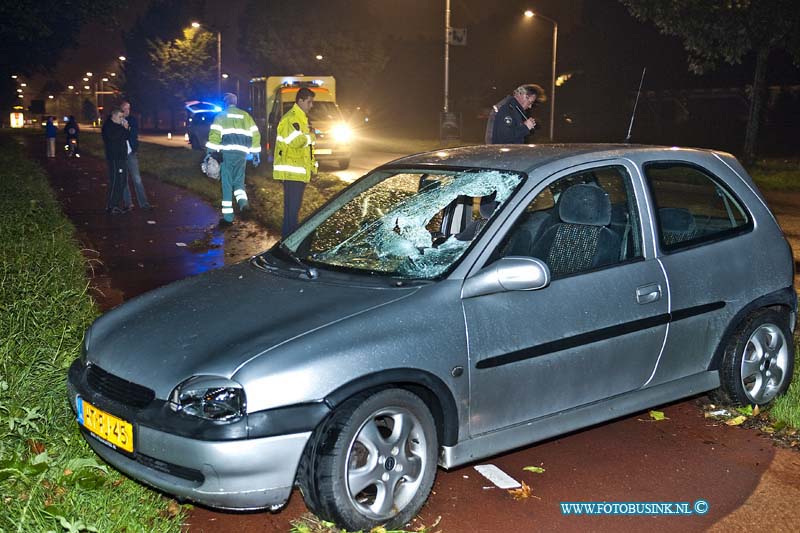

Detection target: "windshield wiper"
[278, 242, 318, 279]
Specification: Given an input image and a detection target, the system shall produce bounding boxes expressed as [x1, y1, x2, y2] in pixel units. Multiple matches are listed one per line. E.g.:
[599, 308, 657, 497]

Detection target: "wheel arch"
[707, 286, 796, 371]
[324, 369, 459, 447]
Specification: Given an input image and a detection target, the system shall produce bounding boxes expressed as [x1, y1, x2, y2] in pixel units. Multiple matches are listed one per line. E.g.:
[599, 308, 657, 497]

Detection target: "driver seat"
[530, 184, 621, 276]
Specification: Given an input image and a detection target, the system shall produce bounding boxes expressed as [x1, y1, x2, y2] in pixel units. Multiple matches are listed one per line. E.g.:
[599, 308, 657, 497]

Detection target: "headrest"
[479, 200, 499, 218]
[659, 208, 696, 232]
[558, 184, 611, 226]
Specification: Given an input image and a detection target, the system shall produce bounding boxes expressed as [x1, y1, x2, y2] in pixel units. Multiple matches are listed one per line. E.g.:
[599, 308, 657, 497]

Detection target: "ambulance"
[249, 75, 352, 169]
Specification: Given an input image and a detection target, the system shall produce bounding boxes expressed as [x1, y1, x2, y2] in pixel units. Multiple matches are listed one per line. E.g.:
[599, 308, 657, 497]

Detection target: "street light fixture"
[315, 54, 323, 60]
[523, 9, 558, 141]
[86, 72, 93, 77]
[118, 56, 126, 61]
[191, 21, 222, 97]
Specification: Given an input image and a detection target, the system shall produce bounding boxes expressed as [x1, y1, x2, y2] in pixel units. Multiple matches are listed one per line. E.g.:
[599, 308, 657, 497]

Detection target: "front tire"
[715, 308, 794, 406]
[299, 389, 438, 531]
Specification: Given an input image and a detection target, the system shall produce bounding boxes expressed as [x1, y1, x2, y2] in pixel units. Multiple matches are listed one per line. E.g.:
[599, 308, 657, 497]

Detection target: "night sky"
[33, 0, 800, 149]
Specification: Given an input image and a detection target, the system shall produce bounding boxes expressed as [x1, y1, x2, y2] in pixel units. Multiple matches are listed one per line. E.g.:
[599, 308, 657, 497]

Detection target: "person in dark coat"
[485, 84, 544, 144]
[120, 101, 151, 210]
[45, 117, 57, 157]
[64, 115, 80, 157]
[101, 109, 130, 214]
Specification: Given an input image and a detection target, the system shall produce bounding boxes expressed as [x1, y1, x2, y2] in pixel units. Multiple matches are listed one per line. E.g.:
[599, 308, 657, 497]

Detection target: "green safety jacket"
[206, 105, 261, 154]
[273, 104, 316, 182]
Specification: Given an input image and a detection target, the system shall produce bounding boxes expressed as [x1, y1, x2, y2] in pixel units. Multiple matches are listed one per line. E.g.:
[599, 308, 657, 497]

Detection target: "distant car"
[185, 101, 221, 150]
[68, 144, 795, 531]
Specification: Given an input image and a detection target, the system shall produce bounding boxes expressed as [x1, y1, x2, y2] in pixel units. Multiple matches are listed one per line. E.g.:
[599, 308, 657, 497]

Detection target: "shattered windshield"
[283, 168, 525, 279]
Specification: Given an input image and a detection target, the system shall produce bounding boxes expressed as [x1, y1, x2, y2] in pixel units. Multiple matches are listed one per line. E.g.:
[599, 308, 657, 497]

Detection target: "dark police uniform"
[486, 95, 533, 144]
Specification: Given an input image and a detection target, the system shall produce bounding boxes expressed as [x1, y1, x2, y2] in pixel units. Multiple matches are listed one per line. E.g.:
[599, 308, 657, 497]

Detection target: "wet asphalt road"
[29, 138, 800, 532]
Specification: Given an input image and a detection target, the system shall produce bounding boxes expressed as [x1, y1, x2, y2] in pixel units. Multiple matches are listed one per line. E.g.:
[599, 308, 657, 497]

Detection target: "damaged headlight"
[169, 376, 246, 422]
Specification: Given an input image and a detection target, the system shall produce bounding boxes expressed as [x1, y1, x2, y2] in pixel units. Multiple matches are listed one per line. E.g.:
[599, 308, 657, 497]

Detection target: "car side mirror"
[461, 257, 551, 299]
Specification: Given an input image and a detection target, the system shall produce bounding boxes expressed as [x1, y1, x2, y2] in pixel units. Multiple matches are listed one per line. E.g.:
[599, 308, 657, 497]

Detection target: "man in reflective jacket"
[206, 93, 261, 227]
[273, 87, 317, 237]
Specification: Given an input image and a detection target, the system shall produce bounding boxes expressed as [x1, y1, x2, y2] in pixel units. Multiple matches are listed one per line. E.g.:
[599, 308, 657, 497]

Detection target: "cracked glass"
[285, 168, 525, 279]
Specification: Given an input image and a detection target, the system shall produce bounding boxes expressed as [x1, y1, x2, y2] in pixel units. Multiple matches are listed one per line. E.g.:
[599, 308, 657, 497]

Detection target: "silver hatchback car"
[68, 144, 796, 531]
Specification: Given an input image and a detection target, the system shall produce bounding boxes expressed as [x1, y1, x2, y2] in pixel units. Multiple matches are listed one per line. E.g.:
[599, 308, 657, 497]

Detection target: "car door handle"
[636, 284, 662, 304]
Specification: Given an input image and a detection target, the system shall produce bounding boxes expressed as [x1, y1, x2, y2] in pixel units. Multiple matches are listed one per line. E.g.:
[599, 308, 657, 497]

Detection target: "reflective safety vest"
[206, 106, 261, 154]
[273, 103, 316, 183]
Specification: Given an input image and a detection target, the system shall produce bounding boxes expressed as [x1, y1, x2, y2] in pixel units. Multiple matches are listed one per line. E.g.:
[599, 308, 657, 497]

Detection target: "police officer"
[273, 87, 317, 238]
[485, 84, 544, 144]
[206, 93, 261, 227]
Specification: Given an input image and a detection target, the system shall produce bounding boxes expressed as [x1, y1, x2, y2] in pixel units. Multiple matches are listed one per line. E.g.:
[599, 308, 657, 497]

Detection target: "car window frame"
[465, 159, 651, 282]
[643, 160, 754, 255]
[284, 164, 529, 281]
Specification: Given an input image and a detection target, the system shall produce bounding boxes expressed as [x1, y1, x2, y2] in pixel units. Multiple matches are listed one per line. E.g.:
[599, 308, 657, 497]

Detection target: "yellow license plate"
[77, 397, 134, 453]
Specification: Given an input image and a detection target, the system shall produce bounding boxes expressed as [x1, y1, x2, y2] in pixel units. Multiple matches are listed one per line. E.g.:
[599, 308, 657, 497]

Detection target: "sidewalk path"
[26, 138, 275, 309]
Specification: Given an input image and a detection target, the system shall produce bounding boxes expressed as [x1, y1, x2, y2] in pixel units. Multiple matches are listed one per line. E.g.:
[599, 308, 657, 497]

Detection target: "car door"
[639, 158, 756, 386]
[463, 161, 669, 436]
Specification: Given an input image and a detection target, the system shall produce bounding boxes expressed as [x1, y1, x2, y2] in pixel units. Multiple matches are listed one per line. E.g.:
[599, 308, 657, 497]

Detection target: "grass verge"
[771, 351, 800, 429]
[749, 158, 800, 191]
[0, 133, 184, 532]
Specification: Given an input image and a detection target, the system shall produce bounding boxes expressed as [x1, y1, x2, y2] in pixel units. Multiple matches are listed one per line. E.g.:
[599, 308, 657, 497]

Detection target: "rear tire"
[338, 158, 350, 170]
[299, 388, 437, 531]
[714, 308, 794, 406]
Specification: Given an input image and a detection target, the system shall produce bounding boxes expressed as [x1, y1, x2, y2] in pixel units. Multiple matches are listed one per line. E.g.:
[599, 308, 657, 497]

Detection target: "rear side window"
[644, 163, 751, 252]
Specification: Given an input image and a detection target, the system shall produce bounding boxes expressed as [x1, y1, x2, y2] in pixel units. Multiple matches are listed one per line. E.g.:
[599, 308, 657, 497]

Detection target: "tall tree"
[0, 0, 119, 116]
[239, 0, 389, 106]
[149, 27, 216, 105]
[621, 0, 800, 164]
[120, 0, 206, 125]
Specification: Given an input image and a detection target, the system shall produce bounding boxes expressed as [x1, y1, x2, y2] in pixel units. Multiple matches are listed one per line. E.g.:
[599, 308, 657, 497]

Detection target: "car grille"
[86, 364, 155, 408]
[137, 453, 204, 484]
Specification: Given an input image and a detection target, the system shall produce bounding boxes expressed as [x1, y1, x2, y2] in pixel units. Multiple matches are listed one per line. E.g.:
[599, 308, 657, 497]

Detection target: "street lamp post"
[192, 22, 222, 98]
[524, 10, 558, 141]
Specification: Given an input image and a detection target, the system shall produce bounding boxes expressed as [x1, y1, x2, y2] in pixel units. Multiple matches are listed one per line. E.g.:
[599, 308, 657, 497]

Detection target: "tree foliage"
[621, 0, 800, 162]
[149, 28, 216, 104]
[239, 0, 389, 105]
[120, 0, 206, 125]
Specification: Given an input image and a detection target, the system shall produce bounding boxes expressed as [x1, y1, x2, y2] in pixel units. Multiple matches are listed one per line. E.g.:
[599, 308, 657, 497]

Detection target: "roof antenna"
[625, 67, 647, 144]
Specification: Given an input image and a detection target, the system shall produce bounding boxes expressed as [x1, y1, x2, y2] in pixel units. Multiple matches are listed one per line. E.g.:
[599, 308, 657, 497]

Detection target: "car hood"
[85, 261, 417, 398]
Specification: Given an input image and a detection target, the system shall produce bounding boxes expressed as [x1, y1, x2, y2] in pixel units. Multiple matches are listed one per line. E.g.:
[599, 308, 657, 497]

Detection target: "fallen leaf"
[508, 480, 533, 500]
[736, 405, 754, 416]
[63, 469, 73, 476]
[523, 466, 546, 474]
[753, 404, 760, 416]
[726, 415, 747, 426]
[27, 440, 46, 454]
[165, 500, 181, 517]
[649, 410, 668, 421]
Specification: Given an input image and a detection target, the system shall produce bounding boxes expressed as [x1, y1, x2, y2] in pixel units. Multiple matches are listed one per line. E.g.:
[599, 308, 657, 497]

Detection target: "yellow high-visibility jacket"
[273, 104, 316, 182]
[206, 106, 261, 154]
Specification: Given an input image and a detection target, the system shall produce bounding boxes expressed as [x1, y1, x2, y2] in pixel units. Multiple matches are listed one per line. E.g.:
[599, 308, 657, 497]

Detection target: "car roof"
[383, 143, 722, 174]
